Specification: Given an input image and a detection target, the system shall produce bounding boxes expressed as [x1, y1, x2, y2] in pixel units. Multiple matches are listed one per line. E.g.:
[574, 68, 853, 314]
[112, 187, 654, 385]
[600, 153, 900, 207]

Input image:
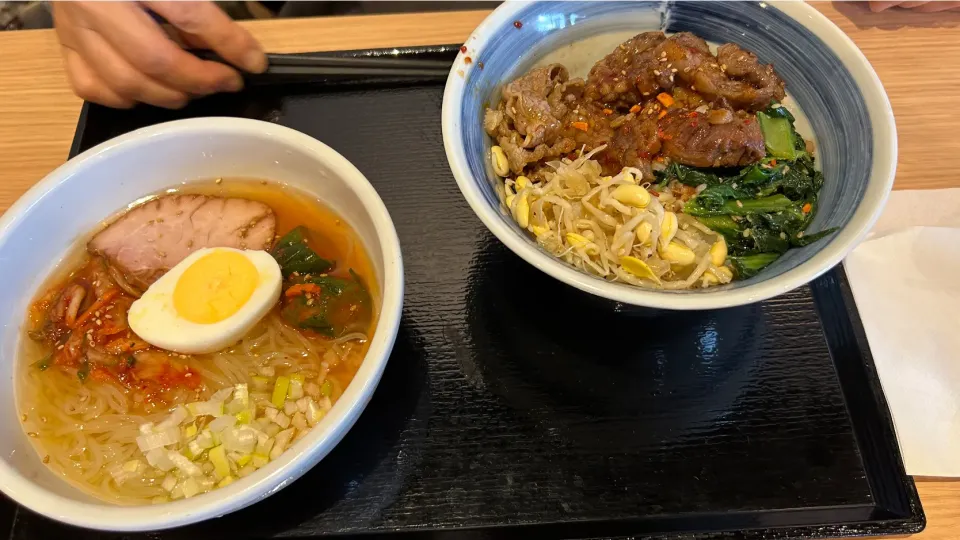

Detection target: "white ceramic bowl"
[0, 118, 404, 530]
[442, 1, 896, 310]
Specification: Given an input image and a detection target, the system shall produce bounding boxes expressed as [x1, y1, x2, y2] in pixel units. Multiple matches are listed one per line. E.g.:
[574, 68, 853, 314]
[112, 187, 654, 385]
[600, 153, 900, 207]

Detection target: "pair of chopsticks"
[194, 50, 452, 84]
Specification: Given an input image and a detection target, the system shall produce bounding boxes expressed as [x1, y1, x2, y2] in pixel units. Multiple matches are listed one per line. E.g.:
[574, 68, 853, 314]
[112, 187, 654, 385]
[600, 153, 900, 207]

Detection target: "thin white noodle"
[17, 312, 370, 505]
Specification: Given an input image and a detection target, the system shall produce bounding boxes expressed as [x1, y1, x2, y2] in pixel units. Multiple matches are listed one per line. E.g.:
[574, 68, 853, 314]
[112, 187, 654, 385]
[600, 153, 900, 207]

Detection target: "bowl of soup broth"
[0, 118, 403, 530]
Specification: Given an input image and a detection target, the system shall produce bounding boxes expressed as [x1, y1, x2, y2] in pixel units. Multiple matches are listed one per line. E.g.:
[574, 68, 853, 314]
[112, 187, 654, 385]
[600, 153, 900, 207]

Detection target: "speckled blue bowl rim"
[442, 1, 896, 310]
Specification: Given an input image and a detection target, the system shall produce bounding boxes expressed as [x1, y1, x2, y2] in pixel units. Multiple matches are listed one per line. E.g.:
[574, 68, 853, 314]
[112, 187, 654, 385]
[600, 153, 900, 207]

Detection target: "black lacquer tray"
[0, 45, 923, 540]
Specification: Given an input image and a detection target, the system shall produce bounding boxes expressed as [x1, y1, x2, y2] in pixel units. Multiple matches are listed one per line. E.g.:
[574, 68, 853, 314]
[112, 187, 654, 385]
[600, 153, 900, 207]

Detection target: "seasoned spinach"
[656, 103, 837, 271]
[270, 227, 334, 277]
[281, 271, 373, 337]
[729, 253, 781, 279]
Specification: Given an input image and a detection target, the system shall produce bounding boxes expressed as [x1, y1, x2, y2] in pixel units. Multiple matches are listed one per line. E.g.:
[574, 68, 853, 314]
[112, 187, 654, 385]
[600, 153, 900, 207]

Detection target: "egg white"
[128, 248, 282, 354]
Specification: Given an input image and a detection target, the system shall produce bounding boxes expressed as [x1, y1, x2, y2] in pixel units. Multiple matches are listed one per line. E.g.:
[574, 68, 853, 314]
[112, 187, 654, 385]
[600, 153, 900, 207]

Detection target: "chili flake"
[802, 203, 812, 214]
[571, 121, 589, 132]
[460, 45, 467, 53]
[629, 104, 641, 114]
[513, 20, 523, 29]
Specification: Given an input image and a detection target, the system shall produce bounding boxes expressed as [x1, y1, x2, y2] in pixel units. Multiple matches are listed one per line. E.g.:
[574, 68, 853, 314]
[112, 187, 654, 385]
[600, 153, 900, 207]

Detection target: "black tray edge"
[813, 268, 925, 529]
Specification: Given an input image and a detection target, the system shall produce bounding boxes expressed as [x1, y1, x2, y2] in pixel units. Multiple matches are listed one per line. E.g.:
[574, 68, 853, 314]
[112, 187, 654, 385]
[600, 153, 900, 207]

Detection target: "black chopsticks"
[194, 50, 452, 84]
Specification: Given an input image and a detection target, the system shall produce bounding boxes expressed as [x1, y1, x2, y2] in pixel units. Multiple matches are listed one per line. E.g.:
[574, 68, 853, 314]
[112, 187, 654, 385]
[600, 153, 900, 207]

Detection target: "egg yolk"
[173, 251, 259, 324]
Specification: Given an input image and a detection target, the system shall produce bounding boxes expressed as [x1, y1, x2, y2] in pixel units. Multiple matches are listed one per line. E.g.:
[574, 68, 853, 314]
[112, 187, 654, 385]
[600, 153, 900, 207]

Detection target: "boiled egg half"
[128, 247, 282, 354]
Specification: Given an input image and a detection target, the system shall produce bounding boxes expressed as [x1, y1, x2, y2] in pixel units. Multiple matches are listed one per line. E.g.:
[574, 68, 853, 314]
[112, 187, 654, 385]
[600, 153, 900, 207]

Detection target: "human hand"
[53, 1, 267, 109]
[869, 1, 960, 12]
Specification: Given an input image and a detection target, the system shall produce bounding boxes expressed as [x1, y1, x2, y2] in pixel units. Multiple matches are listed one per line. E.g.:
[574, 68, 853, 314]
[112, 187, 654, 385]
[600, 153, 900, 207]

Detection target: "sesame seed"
[621, 70, 626, 75]
[42, 455, 50, 464]
[105, 314, 112, 319]
[779, 232, 787, 240]
[721, 64, 727, 71]
[215, 178, 222, 185]
[736, 200, 744, 208]
[27, 432, 38, 438]
[95, 320, 102, 326]
[41, 416, 47, 423]
[743, 229, 752, 238]
[731, 183, 738, 188]
[20, 414, 27, 422]
[797, 231, 805, 238]
[683, 67, 691, 73]
[57, 345, 63, 350]
[653, 70, 661, 76]
[671, 68, 678, 73]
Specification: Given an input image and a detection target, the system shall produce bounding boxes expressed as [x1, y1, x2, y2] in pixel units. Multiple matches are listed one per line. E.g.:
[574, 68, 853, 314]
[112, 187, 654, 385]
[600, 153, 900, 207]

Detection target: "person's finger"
[144, 1, 267, 73]
[71, 26, 189, 109]
[62, 48, 135, 109]
[898, 1, 931, 8]
[869, 1, 906, 11]
[53, 3, 134, 108]
[914, 1, 960, 11]
[71, 2, 242, 96]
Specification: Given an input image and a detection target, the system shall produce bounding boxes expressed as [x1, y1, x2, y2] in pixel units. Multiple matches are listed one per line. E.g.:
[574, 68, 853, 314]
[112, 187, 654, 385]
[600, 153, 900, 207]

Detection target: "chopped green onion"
[208, 445, 230, 479]
[272, 376, 290, 408]
[162, 474, 178, 492]
[180, 477, 201, 498]
[287, 379, 304, 400]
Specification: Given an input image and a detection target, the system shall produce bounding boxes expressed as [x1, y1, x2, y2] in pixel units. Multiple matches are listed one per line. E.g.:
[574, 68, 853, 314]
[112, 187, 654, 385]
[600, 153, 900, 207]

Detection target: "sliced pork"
[88, 195, 276, 289]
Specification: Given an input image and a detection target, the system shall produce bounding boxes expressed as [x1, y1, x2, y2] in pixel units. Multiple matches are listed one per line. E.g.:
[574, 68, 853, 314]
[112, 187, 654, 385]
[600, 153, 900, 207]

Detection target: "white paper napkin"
[844, 188, 960, 477]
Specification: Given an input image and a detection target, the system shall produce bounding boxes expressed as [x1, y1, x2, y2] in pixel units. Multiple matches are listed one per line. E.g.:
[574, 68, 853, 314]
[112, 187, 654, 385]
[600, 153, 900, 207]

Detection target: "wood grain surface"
[0, 3, 957, 539]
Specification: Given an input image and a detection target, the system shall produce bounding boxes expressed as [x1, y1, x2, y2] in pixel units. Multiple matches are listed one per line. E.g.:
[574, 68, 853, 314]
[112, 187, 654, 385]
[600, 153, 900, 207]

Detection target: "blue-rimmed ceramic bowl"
[442, 1, 896, 310]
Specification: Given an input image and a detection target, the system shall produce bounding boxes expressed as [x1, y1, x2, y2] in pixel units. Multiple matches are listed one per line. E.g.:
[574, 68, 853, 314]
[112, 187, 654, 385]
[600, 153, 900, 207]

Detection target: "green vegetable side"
[270, 227, 372, 337]
[656, 104, 836, 279]
[270, 226, 334, 278]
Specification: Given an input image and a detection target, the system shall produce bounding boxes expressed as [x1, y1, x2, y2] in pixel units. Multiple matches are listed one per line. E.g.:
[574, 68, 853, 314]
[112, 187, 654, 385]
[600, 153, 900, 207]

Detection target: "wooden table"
[0, 3, 957, 538]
